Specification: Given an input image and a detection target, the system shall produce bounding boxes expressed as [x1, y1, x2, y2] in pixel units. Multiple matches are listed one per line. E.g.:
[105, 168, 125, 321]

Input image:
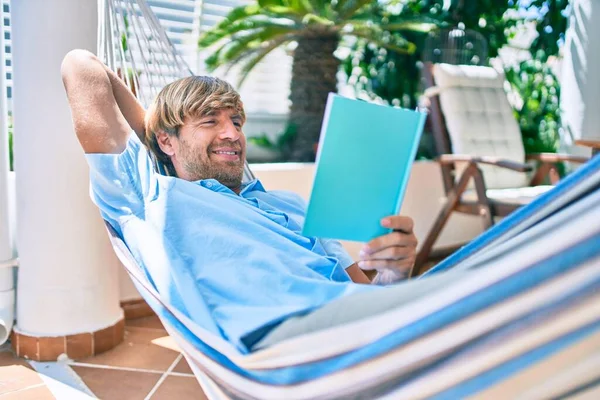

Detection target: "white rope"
[121, 0, 157, 105]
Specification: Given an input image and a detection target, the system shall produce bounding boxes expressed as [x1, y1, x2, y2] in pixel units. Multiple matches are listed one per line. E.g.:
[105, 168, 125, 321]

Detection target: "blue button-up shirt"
[86, 135, 378, 352]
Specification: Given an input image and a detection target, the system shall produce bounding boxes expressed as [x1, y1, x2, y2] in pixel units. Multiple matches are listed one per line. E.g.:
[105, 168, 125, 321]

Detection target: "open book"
[302, 94, 427, 242]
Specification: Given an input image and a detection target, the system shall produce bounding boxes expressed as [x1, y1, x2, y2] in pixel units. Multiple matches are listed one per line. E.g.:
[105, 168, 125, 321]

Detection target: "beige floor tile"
[0, 385, 56, 399]
[0, 351, 45, 396]
[72, 366, 160, 400]
[150, 375, 206, 400]
[126, 315, 165, 331]
[172, 357, 193, 375]
[79, 327, 179, 371]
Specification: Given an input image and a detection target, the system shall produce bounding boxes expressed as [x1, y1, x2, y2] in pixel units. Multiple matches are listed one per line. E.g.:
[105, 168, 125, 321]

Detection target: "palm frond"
[350, 29, 417, 55]
[258, 0, 285, 6]
[199, 19, 296, 48]
[262, 5, 308, 18]
[337, 0, 373, 20]
[205, 27, 292, 70]
[382, 21, 438, 33]
[287, 0, 314, 14]
[333, 0, 351, 13]
[212, 4, 262, 31]
[305, 0, 329, 16]
[301, 13, 335, 26]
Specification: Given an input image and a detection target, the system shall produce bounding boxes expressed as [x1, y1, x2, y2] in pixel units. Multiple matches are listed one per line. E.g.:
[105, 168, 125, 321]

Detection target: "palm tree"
[199, 0, 435, 161]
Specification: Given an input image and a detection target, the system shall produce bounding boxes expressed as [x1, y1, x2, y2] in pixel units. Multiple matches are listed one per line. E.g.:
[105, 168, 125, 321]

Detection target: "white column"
[12, 0, 122, 336]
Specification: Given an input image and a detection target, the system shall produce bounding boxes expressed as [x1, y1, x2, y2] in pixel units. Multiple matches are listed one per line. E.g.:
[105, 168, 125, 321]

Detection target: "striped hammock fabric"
[98, 0, 600, 398]
[105, 155, 600, 399]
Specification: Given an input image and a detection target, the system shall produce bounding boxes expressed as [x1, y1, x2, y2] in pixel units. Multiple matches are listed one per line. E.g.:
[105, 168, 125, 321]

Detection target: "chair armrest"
[526, 153, 589, 164]
[438, 154, 533, 173]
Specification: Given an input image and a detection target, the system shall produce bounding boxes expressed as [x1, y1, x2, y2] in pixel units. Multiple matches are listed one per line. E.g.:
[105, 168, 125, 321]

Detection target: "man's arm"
[61, 49, 145, 154]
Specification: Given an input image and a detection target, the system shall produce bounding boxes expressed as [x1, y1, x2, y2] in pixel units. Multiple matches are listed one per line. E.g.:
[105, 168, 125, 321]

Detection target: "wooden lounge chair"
[412, 62, 588, 276]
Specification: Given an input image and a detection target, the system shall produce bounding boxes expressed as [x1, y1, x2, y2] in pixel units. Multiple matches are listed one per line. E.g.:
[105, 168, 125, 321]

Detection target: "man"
[61, 49, 420, 352]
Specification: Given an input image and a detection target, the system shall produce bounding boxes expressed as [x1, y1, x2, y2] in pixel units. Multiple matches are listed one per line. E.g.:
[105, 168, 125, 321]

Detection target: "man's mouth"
[211, 149, 241, 161]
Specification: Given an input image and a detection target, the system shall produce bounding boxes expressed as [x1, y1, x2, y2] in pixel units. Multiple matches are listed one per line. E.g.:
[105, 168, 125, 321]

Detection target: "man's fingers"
[381, 215, 414, 233]
[363, 231, 417, 254]
[358, 259, 414, 272]
[360, 245, 414, 261]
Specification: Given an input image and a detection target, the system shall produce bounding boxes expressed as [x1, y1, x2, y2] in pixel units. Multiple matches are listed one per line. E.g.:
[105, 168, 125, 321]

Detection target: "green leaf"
[351, 30, 417, 55]
[302, 13, 335, 26]
[258, 0, 285, 7]
[287, 0, 314, 13]
[204, 26, 292, 70]
[276, 124, 297, 149]
[212, 5, 262, 32]
[334, 0, 352, 13]
[199, 19, 296, 48]
[338, 0, 373, 20]
[121, 33, 128, 52]
[382, 22, 439, 33]
[264, 5, 307, 17]
[249, 134, 276, 149]
[8, 120, 13, 172]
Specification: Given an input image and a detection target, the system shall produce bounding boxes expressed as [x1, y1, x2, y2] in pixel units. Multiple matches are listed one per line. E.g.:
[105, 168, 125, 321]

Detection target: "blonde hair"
[144, 76, 245, 175]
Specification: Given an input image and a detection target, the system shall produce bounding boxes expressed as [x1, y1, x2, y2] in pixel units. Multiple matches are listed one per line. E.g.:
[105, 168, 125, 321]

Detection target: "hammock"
[98, 0, 600, 398]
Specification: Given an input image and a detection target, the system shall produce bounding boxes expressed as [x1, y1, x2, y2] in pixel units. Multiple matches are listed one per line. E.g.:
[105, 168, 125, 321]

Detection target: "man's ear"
[156, 131, 176, 156]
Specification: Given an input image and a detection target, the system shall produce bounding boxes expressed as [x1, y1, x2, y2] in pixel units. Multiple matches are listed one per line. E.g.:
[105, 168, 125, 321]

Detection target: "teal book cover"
[302, 94, 427, 242]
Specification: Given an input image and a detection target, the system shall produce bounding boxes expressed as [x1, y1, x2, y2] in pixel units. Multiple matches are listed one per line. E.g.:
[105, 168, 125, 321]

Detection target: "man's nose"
[218, 120, 241, 141]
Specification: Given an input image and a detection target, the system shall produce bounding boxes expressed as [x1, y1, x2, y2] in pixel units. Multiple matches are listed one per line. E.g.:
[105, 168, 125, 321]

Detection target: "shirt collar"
[196, 178, 265, 195]
[240, 179, 266, 194]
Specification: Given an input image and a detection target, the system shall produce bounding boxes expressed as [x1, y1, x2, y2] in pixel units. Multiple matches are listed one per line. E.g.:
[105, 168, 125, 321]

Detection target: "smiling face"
[144, 76, 247, 192]
[163, 109, 246, 189]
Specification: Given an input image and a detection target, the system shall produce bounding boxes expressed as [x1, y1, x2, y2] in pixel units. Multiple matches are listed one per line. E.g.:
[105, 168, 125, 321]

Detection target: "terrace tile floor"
[0, 315, 207, 399]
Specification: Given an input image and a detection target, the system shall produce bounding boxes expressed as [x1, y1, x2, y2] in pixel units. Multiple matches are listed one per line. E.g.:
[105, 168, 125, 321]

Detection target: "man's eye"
[233, 122, 242, 128]
[202, 120, 215, 125]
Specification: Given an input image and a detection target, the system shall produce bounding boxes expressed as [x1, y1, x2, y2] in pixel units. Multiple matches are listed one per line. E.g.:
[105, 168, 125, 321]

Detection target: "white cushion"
[434, 64, 529, 189]
[462, 185, 554, 205]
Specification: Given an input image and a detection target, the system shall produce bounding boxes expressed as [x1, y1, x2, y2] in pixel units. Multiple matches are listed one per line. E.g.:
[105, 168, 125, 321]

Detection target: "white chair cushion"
[462, 185, 554, 205]
[434, 63, 529, 189]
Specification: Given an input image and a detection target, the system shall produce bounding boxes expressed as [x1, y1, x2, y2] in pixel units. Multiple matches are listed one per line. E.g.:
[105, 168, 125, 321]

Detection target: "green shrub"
[504, 53, 561, 154]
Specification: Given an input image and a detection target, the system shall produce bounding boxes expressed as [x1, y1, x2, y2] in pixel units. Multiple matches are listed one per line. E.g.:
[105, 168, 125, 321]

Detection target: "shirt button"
[206, 182, 213, 188]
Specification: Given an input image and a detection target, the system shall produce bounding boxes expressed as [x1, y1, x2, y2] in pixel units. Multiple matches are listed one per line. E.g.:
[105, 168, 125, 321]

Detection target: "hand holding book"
[358, 215, 418, 283]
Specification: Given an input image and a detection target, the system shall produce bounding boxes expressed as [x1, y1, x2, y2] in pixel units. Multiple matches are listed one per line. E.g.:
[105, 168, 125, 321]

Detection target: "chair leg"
[411, 165, 476, 277]
[471, 166, 494, 229]
[413, 197, 457, 276]
[530, 162, 553, 186]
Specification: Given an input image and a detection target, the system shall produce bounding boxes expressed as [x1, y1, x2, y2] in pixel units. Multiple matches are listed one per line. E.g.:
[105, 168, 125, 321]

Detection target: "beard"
[179, 139, 245, 189]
